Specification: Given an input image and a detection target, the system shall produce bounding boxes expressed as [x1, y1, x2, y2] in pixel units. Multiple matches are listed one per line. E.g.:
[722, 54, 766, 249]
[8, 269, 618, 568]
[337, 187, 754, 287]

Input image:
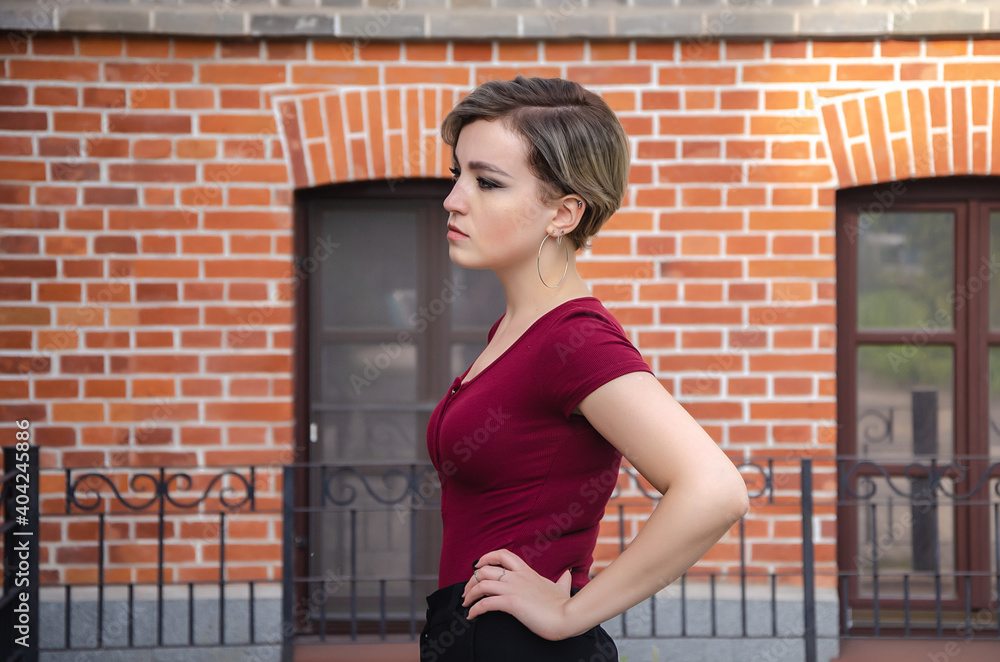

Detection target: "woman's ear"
[548, 195, 584, 238]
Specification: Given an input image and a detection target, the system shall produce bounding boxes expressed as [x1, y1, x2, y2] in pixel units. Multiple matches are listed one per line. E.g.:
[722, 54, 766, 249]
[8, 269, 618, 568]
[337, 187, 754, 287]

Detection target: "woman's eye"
[449, 168, 499, 190]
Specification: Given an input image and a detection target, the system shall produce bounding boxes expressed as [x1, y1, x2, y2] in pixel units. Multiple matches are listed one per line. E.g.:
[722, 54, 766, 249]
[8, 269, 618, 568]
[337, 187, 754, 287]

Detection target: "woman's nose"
[443, 180, 466, 215]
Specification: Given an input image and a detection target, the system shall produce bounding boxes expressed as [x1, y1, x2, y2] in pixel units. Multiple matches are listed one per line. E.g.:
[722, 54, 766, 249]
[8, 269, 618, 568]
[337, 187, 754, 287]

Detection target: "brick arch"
[818, 82, 1000, 188]
[272, 86, 462, 189]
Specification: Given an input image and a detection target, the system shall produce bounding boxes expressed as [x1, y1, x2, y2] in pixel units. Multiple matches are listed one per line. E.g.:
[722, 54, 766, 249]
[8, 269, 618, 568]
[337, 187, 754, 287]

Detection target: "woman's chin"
[447, 247, 480, 270]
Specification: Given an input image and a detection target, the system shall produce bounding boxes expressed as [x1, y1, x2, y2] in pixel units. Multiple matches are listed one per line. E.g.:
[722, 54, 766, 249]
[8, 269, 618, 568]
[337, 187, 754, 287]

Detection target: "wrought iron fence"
[282, 456, 1000, 661]
[836, 457, 1000, 640]
[3, 452, 999, 662]
[1, 452, 283, 661]
[280, 461, 441, 655]
[599, 459, 829, 662]
[278, 458, 834, 661]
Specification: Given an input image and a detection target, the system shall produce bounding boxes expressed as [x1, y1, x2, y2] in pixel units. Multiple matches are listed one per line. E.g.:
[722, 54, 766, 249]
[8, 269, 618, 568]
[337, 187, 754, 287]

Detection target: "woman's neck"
[493, 256, 592, 329]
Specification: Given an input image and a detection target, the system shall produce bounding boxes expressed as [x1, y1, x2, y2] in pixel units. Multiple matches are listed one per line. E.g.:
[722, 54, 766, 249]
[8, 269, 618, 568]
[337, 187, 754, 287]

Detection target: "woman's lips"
[447, 225, 468, 240]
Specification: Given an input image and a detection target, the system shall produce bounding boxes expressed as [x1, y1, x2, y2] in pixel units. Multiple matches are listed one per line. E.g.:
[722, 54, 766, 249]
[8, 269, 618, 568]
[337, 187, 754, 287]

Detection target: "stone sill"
[1, 2, 998, 40]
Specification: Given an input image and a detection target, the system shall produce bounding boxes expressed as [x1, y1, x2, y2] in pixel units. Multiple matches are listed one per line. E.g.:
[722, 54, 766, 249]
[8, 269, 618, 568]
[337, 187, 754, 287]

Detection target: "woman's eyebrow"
[466, 161, 511, 177]
[454, 159, 512, 178]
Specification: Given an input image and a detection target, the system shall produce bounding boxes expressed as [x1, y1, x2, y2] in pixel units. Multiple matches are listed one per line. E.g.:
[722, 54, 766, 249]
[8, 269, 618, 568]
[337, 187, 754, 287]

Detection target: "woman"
[421, 76, 749, 661]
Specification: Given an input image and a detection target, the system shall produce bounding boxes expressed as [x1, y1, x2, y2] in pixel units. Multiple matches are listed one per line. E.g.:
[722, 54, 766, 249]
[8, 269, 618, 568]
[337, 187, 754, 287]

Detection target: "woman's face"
[443, 119, 554, 272]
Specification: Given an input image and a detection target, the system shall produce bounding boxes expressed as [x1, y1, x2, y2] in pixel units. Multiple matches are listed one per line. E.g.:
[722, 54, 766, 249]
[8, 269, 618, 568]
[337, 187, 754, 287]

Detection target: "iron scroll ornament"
[839, 459, 1000, 501]
[66, 468, 256, 513]
[322, 464, 440, 507]
[858, 408, 894, 446]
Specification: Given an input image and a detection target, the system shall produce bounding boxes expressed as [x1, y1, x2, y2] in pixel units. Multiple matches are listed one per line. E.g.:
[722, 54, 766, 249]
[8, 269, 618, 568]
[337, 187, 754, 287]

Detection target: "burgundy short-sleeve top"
[426, 297, 653, 589]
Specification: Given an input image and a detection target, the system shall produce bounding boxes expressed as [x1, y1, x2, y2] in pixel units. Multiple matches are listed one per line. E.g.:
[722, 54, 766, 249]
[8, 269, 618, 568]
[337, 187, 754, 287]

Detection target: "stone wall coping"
[2, 1, 998, 40]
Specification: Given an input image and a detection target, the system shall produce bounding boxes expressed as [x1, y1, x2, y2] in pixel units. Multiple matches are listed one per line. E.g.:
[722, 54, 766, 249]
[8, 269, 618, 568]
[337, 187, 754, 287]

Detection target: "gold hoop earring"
[537, 231, 569, 289]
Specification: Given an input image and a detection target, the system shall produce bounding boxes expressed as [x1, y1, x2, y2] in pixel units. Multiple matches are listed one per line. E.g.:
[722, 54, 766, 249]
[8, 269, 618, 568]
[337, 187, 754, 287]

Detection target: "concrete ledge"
[834, 638, 1000, 662]
[38, 585, 282, 652]
[294, 641, 418, 662]
[0, 0, 997, 39]
[42, 645, 281, 662]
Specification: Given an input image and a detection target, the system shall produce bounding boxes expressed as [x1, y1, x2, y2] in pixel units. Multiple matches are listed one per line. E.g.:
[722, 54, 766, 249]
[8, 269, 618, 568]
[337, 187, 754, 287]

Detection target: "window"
[294, 180, 505, 635]
[836, 177, 1000, 632]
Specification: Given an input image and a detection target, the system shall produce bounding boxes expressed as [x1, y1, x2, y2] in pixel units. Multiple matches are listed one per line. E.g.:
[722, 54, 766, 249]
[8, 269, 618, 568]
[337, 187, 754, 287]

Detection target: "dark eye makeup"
[449, 167, 501, 191]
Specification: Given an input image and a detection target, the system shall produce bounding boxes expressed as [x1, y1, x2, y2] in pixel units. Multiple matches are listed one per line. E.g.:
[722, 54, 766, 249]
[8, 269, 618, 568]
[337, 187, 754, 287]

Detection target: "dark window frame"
[287, 178, 502, 635]
[836, 176, 1000, 628]
[291, 178, 468, 637]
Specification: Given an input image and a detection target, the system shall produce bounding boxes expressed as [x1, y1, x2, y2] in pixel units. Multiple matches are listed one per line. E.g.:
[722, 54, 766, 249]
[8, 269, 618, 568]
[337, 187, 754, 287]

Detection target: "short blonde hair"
[441, 76, 630, 250]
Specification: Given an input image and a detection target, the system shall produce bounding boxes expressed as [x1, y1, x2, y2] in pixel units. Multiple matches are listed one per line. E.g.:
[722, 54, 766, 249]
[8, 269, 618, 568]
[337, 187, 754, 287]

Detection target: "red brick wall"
[2, 34, 999, 585]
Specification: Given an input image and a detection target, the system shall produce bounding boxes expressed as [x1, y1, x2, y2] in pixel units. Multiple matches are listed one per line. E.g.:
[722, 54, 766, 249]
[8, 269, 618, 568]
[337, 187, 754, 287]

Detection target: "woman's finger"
[466, 592, 511, 620]
[474, 548, 525, 572]
[462, 579, 493, 608]
[462, 563, 508, 603]
[462, 571, 510, 607]
[481, 565, 508, 581]
[461, 575, 476, 599]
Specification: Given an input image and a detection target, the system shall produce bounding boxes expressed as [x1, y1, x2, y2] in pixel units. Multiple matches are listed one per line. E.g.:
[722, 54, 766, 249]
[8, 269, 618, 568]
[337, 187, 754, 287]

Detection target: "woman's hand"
[460, 548, 577, 641]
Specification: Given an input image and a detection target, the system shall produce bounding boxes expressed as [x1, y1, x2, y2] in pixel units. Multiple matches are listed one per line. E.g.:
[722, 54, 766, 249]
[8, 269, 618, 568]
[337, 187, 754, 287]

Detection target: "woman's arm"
[463, 371, 749, 640]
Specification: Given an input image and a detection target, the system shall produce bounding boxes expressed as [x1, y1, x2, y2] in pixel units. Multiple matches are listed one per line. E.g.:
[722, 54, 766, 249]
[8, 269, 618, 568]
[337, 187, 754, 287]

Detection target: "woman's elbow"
[728, 482, 751, 523]
[716, 469, 750, 525]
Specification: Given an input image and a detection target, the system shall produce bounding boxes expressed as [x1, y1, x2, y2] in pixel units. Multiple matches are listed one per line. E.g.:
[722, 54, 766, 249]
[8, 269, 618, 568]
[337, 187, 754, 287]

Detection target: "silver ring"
[499, 568, 506, 580]
[474, 568, 480, 582]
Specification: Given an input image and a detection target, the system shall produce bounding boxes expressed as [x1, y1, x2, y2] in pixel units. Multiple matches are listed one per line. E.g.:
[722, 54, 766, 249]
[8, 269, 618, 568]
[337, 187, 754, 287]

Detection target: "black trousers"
[419, 582, 618, 662]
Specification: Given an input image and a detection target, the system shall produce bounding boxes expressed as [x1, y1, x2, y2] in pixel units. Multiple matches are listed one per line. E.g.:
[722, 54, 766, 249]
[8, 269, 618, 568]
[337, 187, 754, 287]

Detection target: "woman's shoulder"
[542, 296, 624, 333]
[533, 297, 639, 366]
[486, 297, 625, 347]
[538, 296, 651, 400]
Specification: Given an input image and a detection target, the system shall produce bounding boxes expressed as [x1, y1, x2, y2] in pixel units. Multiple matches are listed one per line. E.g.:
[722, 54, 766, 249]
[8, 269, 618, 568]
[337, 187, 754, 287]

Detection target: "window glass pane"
[991, 212, 1000, 330]
[314, 410, 419, 462]
[857, 211, 954, 330]
[451, 342, 487, 379]
[853, 475, 956, 601]
[449, 264, 505, 329]
[316, 205, 418, 330]
[318, 343, 417, 404]
[856, 345, 953, 458]
[991, 346, 1000, 460]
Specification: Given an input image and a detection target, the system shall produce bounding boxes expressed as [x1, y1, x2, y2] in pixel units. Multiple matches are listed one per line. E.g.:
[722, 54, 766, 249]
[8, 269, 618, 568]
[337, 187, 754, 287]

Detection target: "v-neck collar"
[457, 296, 599, 389]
